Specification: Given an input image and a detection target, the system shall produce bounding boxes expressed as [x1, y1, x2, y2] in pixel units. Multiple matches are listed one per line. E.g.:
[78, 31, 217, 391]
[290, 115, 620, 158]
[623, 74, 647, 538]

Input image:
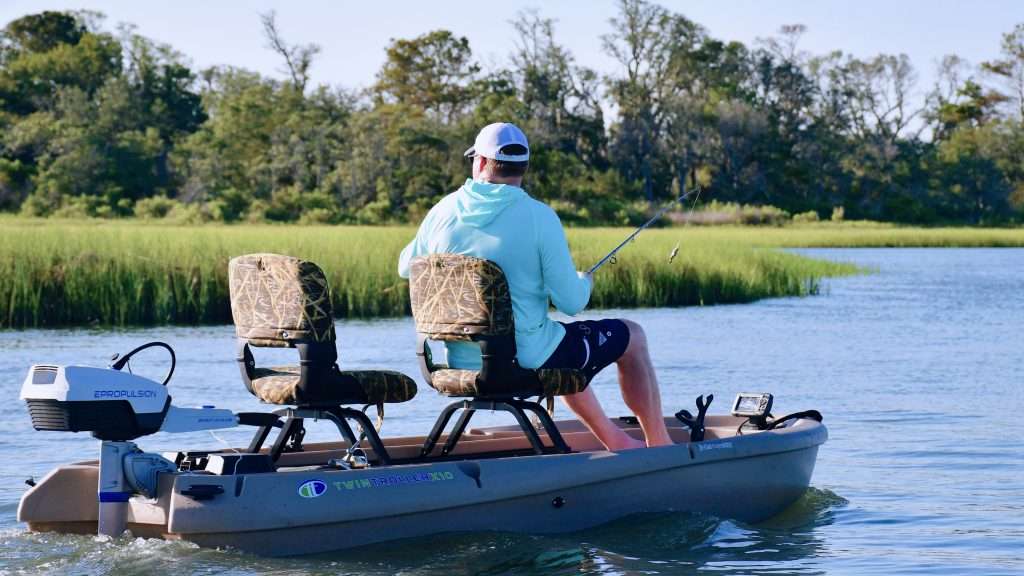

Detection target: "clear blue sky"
[3, 0, 1022, 103]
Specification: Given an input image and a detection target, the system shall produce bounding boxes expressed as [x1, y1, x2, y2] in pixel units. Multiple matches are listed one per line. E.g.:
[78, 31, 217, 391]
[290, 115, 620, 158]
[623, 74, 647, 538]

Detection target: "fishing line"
[678, 184, 704, 234]
[667, 182, 705, 264]
[588, 184, 705, 274]
[588, 187, 700, 275]
[208, 430, 241, 455]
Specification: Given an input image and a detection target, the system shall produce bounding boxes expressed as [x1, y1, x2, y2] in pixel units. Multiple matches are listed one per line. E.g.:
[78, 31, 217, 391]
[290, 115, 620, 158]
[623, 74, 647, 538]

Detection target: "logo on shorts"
[297, 479, 327, 498]
[598, 332, 608, 347]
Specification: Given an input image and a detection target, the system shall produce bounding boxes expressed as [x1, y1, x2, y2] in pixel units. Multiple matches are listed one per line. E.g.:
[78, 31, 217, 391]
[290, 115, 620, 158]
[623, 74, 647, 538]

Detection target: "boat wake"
[0, 530, 218, 576]
[756, 486, 849, 529]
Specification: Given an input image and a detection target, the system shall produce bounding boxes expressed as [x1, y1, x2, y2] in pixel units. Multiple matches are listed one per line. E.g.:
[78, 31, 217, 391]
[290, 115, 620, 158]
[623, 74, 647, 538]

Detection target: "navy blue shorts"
[540, 319, 631, 381]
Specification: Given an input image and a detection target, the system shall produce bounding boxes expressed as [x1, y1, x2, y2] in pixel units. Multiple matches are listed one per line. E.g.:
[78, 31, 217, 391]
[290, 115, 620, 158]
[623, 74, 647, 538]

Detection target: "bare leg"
[617, 320, 673, 447]
[562, 387, 645, 451]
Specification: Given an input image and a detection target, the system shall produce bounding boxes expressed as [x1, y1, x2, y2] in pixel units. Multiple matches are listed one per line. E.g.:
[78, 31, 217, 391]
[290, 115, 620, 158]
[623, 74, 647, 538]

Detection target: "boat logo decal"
[94, 389, 158, 399]
[334, 471, 455, 491]
[696, 441, 734, 452]
[297, 479, 327, 498]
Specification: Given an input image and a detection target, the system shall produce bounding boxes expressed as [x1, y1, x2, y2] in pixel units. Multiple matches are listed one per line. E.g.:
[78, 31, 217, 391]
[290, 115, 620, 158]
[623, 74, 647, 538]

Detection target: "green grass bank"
[3, 219, 1022, 329]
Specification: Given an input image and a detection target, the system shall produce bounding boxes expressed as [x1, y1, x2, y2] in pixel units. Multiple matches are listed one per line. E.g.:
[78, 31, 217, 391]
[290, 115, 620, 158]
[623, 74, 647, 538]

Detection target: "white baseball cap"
[463, 122, 530, 162]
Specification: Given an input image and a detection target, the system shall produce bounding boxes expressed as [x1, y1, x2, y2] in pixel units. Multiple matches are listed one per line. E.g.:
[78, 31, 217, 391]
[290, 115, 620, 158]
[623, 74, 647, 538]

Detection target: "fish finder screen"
[732, 393, 772, 417]
[737, 396, 760, 412]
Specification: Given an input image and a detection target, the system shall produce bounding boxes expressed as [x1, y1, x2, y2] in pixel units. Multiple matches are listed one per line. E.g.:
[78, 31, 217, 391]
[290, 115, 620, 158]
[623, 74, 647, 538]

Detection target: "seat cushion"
[429, 368, 588, 398]
[251, 366, 417, 405]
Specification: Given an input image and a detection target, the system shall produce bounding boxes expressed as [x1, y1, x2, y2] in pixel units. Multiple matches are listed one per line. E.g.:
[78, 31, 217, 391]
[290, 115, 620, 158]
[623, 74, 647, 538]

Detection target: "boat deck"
[268, 414, 752, 468]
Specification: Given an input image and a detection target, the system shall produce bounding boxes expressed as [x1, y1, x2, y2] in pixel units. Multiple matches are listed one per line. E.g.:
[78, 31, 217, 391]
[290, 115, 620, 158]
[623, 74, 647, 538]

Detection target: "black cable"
[736, 413, 771, 436]
[736, 417, 752, 436]
[111, 341, 176, 385]
[736, 409, 824, 435]
[766, 410, 823, 430]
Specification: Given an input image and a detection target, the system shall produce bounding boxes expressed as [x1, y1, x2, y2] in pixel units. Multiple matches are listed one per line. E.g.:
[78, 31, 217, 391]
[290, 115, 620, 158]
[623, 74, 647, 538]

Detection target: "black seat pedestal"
[421, 398, 570, 457]
[248, 406, 391, 465]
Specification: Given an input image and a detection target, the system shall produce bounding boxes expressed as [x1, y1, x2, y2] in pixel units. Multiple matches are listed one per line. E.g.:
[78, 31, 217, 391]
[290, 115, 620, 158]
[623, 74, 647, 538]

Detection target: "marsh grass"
[569, 228, 858, 309]
[3, 217, 1020, 328]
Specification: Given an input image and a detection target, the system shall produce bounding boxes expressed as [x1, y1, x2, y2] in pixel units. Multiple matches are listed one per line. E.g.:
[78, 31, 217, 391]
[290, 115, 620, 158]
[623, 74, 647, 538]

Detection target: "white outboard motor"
[20, 342, 239, 537]
[22, 365, 171, 440]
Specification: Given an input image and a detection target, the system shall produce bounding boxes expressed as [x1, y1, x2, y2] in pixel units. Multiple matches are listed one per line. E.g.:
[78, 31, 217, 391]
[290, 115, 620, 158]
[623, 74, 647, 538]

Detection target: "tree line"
[1, 2, 1022, 225]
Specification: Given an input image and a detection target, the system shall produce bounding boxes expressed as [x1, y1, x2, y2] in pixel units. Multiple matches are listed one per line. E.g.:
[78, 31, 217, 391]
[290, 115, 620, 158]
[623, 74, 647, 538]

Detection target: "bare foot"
[607, 435, 646, 451]
[645, 435, 675, 448]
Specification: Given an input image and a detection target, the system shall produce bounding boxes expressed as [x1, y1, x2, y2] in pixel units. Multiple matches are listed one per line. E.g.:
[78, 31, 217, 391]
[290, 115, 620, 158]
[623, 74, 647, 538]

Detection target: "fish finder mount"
[732, 392, 774, 431]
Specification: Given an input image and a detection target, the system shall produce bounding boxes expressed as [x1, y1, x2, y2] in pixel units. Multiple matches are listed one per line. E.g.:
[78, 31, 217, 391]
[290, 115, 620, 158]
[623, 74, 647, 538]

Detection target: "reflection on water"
[2, 248, 1024, 575]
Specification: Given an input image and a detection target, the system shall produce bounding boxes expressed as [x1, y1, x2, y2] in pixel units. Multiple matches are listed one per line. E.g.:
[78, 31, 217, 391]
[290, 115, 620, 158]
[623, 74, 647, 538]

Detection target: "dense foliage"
[1, 4, 1023, 224]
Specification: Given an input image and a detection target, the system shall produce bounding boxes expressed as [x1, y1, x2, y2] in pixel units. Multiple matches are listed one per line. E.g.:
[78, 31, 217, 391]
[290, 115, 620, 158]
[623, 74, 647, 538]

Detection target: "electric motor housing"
[21, 365, 171, 441]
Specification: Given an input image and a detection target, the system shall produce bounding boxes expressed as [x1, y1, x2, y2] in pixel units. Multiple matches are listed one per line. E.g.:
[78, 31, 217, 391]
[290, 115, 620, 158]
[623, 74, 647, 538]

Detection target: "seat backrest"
[408, 254, 514, 341]
[228, 253, 338, 399]
[410, 254, 539, 395]
[229, 253, 336, 347]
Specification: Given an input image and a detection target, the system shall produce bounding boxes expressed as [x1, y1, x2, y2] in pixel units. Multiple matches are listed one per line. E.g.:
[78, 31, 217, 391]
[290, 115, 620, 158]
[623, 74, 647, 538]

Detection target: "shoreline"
[3, 221, 1023, 329]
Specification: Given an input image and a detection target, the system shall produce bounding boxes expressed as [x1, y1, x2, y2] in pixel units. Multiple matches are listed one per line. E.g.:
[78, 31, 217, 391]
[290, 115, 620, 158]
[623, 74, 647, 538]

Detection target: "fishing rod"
[588, 185, 703, 275]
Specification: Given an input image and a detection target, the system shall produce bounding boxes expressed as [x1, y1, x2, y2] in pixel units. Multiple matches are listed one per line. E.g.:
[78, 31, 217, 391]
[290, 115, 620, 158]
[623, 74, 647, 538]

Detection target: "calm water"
[1, 248, 1022, 575]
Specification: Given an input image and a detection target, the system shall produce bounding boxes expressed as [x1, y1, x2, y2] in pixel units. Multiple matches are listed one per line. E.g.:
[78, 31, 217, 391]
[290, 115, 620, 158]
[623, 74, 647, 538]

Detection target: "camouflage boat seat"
[409, 254, 588, 456]
[229, 253, 417, 464]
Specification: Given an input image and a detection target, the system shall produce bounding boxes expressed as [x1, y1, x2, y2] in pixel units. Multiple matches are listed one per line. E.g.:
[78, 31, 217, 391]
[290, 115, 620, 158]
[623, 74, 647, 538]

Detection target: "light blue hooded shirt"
[398, 178, 591, 369]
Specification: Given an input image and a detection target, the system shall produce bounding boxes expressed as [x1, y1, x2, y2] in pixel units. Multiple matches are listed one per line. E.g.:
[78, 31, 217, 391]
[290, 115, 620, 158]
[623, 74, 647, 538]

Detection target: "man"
[398, 122, 672, 450]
